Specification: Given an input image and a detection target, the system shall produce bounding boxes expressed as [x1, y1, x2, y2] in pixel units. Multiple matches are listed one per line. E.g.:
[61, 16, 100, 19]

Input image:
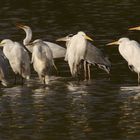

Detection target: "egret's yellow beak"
[56, 37, 67, 42]
[84, 35, 93, 41]
[106, 41, 119, 46]
[129, 26, 140, 31]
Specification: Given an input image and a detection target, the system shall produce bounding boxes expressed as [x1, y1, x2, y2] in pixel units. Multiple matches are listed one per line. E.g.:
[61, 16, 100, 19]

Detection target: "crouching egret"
[0, 39, 30, 84]
[107, 37, 140, 84]
[31, 39, 55, 84]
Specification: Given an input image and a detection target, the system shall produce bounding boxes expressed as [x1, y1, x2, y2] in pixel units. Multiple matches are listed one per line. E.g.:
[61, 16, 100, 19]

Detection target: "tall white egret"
[0, 39, 30, 84]
[57, 33, 111, 79]
[57, 31, 93, 78]
[107, 37, 140, 84]
[0, 49, 8, 86]
[16, 24, 66, 58]
[31, 39, 54, 84]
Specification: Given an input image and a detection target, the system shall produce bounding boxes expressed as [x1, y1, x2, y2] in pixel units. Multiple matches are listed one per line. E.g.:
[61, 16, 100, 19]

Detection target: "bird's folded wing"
[85, 42, 111, 67]
[44, 41, 66, 59]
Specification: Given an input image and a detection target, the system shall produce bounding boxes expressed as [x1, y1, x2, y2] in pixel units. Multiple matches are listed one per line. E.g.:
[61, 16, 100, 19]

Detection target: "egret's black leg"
[138, 73, 140, 85]
[14, 75, 17, 84]
[43, 76, 45, 84]
[21, 77, 24, 85]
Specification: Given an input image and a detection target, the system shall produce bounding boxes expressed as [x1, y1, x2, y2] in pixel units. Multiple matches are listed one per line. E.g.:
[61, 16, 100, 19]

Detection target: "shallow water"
[0, 0, 140, 140]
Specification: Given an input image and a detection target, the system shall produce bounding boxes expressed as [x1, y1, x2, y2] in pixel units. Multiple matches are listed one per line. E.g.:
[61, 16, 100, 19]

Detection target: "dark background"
[0, 1, 140, 140]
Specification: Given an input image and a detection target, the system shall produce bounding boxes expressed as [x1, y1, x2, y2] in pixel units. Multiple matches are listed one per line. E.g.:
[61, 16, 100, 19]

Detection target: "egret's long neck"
[23, 28, 32, 46]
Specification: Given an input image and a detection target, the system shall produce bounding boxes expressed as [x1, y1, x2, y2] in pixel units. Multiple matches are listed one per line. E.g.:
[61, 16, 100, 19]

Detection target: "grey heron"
[0, 39, 30, 84]
[31, 39, 54, 84]
[57, 33, 111, 80]
[107, 37, 140, 84]
[16, 23, 66, 58]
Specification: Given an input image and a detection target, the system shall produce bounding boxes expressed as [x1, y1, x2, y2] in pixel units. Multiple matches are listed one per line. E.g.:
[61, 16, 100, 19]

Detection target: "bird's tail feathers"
[97, 64, 110, 74]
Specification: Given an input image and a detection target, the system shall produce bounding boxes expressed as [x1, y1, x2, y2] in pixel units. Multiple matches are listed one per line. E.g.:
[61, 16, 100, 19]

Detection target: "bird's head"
[106, 37, 130, 46]
[0, 39, 13, 47]
[16, 23, 31, 31]
[78, 31, 93, 41]
[0, 41, 5, 47]
[129, 26, 140, 31]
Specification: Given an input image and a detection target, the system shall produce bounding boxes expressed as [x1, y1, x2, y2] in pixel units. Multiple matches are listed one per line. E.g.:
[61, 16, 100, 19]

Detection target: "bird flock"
[0, 24, 140, 87]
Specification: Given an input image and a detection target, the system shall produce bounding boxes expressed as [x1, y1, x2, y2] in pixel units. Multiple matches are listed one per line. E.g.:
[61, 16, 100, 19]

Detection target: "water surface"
[0, 0, 140, 140]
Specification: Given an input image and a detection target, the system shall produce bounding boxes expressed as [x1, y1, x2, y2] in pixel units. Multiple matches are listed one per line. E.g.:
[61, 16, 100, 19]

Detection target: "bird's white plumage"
[31, 39, 54, 84]
[65, 31, 87, 76]
[44, 41, 66, 58]
[107, 37, 140, 83]
[118, 38, 140, 73]
[1, 39, 30, 79]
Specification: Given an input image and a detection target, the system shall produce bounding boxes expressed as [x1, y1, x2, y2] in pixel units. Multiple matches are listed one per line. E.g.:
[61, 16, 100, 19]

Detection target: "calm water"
[0, 0, 140, 140]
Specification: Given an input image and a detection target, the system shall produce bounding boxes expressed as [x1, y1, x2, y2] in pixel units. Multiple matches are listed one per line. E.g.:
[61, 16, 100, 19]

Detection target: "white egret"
[107, 37, 140, 84]
[16, 23, 66, 58]
[0, 49, 8, 86]
[57, 33, 111, 79]
[31, 39, 55, 84]
[0, 39, 30, 84]
[57, 31, 93, 78]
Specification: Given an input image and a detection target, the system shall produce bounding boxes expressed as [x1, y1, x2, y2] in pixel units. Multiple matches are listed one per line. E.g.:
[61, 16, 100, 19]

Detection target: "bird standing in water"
[57, 32, 111, 80]
[107, 37, 140, 84]
[64, 31, 93, 78]
[0, 39, 30, 84]
[31, 39, 55, 84]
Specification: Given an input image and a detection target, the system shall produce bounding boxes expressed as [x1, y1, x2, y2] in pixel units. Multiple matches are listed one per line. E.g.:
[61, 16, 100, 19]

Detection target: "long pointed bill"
[56, 37, 67, 42]
[129, 26, 140, 30]
[106, 41, 119, 46]
[84, 35, 93, 41]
